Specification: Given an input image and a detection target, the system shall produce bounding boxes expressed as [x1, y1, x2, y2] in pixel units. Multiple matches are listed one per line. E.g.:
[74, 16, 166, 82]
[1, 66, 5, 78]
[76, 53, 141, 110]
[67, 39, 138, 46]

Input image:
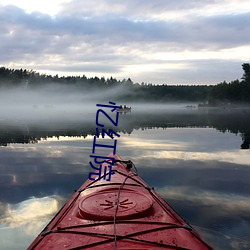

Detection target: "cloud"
[0, 1, 250, 84]
[58, 0, 242, 19]
[6, 5, 247, 49]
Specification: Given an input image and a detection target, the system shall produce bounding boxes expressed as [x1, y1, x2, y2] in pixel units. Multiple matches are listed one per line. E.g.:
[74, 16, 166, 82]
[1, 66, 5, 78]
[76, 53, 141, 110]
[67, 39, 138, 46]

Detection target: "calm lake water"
[0, 104, 250, 249]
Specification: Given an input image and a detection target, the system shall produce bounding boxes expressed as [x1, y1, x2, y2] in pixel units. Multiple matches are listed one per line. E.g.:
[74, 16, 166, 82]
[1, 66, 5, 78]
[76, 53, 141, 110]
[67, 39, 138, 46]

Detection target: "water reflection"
[1, 196, 59, 228]
[0, 196, 63, 250]
[0, 107, 250, 249]
[0, 107, 250, 149]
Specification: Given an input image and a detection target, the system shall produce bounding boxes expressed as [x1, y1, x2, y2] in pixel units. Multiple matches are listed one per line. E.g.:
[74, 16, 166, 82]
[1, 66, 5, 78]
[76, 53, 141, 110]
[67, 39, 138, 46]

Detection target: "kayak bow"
[28, 153, 213, 249]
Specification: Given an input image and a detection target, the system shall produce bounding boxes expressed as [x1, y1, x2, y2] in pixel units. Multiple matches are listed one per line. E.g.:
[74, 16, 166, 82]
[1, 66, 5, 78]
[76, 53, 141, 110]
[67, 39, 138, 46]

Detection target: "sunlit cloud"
[153, 46, 250, 62]
[0, 0, 66, 16]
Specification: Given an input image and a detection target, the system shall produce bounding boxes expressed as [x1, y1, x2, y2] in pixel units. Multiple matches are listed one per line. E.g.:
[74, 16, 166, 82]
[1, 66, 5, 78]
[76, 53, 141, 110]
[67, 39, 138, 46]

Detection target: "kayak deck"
[28, 153, 213, 249]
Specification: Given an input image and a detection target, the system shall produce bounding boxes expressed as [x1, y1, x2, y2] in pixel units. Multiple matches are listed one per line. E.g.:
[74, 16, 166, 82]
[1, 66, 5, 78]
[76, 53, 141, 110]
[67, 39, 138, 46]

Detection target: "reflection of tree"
[241, 133, 250, 149]
[0, 109, 250, 149]
[0, 132, 38, 146]
[201, 109, 250, 149]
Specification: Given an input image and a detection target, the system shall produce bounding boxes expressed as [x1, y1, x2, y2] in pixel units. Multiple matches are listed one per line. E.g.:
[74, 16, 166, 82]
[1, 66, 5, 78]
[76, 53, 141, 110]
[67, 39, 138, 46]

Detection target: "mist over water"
[0, 85, 98, 122]
[1, 84, 250, 148]
[0, 84, 197, 124]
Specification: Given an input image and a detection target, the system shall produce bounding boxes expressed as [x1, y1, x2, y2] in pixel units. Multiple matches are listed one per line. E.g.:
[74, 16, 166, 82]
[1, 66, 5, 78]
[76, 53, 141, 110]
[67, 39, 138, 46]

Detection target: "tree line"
[0, 63, 249, 104]
[208, 63, 250, 105]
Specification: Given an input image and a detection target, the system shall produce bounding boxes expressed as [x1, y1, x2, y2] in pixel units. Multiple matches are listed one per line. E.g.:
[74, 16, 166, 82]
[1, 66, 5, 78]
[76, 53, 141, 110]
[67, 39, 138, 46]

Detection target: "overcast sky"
[0, 0, 250, 85]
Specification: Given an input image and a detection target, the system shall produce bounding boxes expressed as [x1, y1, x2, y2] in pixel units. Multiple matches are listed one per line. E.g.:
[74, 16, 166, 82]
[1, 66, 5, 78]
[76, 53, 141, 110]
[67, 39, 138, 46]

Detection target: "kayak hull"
[28, 153, 213, 249]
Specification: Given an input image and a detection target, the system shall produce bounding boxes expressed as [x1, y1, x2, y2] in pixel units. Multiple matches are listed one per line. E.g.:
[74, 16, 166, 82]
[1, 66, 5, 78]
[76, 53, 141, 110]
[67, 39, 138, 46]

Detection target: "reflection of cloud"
[6, 141, 91, 177]
[43, 135, 94, 142]
[0, 196, 59, 231]
[0, 202, 7, 218]
[194, 223, 250, 250]
[0, 196, 62, 250]
[120, 133, 250, 166]
[157, 186, 250, 216]
[157, 185, 250, 249]
[118, 128, 249, 166]
[120, 127, 243, 152]
[121, 135, 187, 150]
[154, 150, 250, 166]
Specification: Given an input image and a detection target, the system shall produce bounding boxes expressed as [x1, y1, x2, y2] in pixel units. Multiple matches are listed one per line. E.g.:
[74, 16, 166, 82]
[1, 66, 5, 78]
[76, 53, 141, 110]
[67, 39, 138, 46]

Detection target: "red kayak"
[28, 153, 213, 249]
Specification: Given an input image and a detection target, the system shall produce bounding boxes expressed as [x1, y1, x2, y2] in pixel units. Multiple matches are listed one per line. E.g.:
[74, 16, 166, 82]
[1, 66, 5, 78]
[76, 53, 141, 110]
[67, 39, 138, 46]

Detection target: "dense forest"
[0, 63, 249, 104]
